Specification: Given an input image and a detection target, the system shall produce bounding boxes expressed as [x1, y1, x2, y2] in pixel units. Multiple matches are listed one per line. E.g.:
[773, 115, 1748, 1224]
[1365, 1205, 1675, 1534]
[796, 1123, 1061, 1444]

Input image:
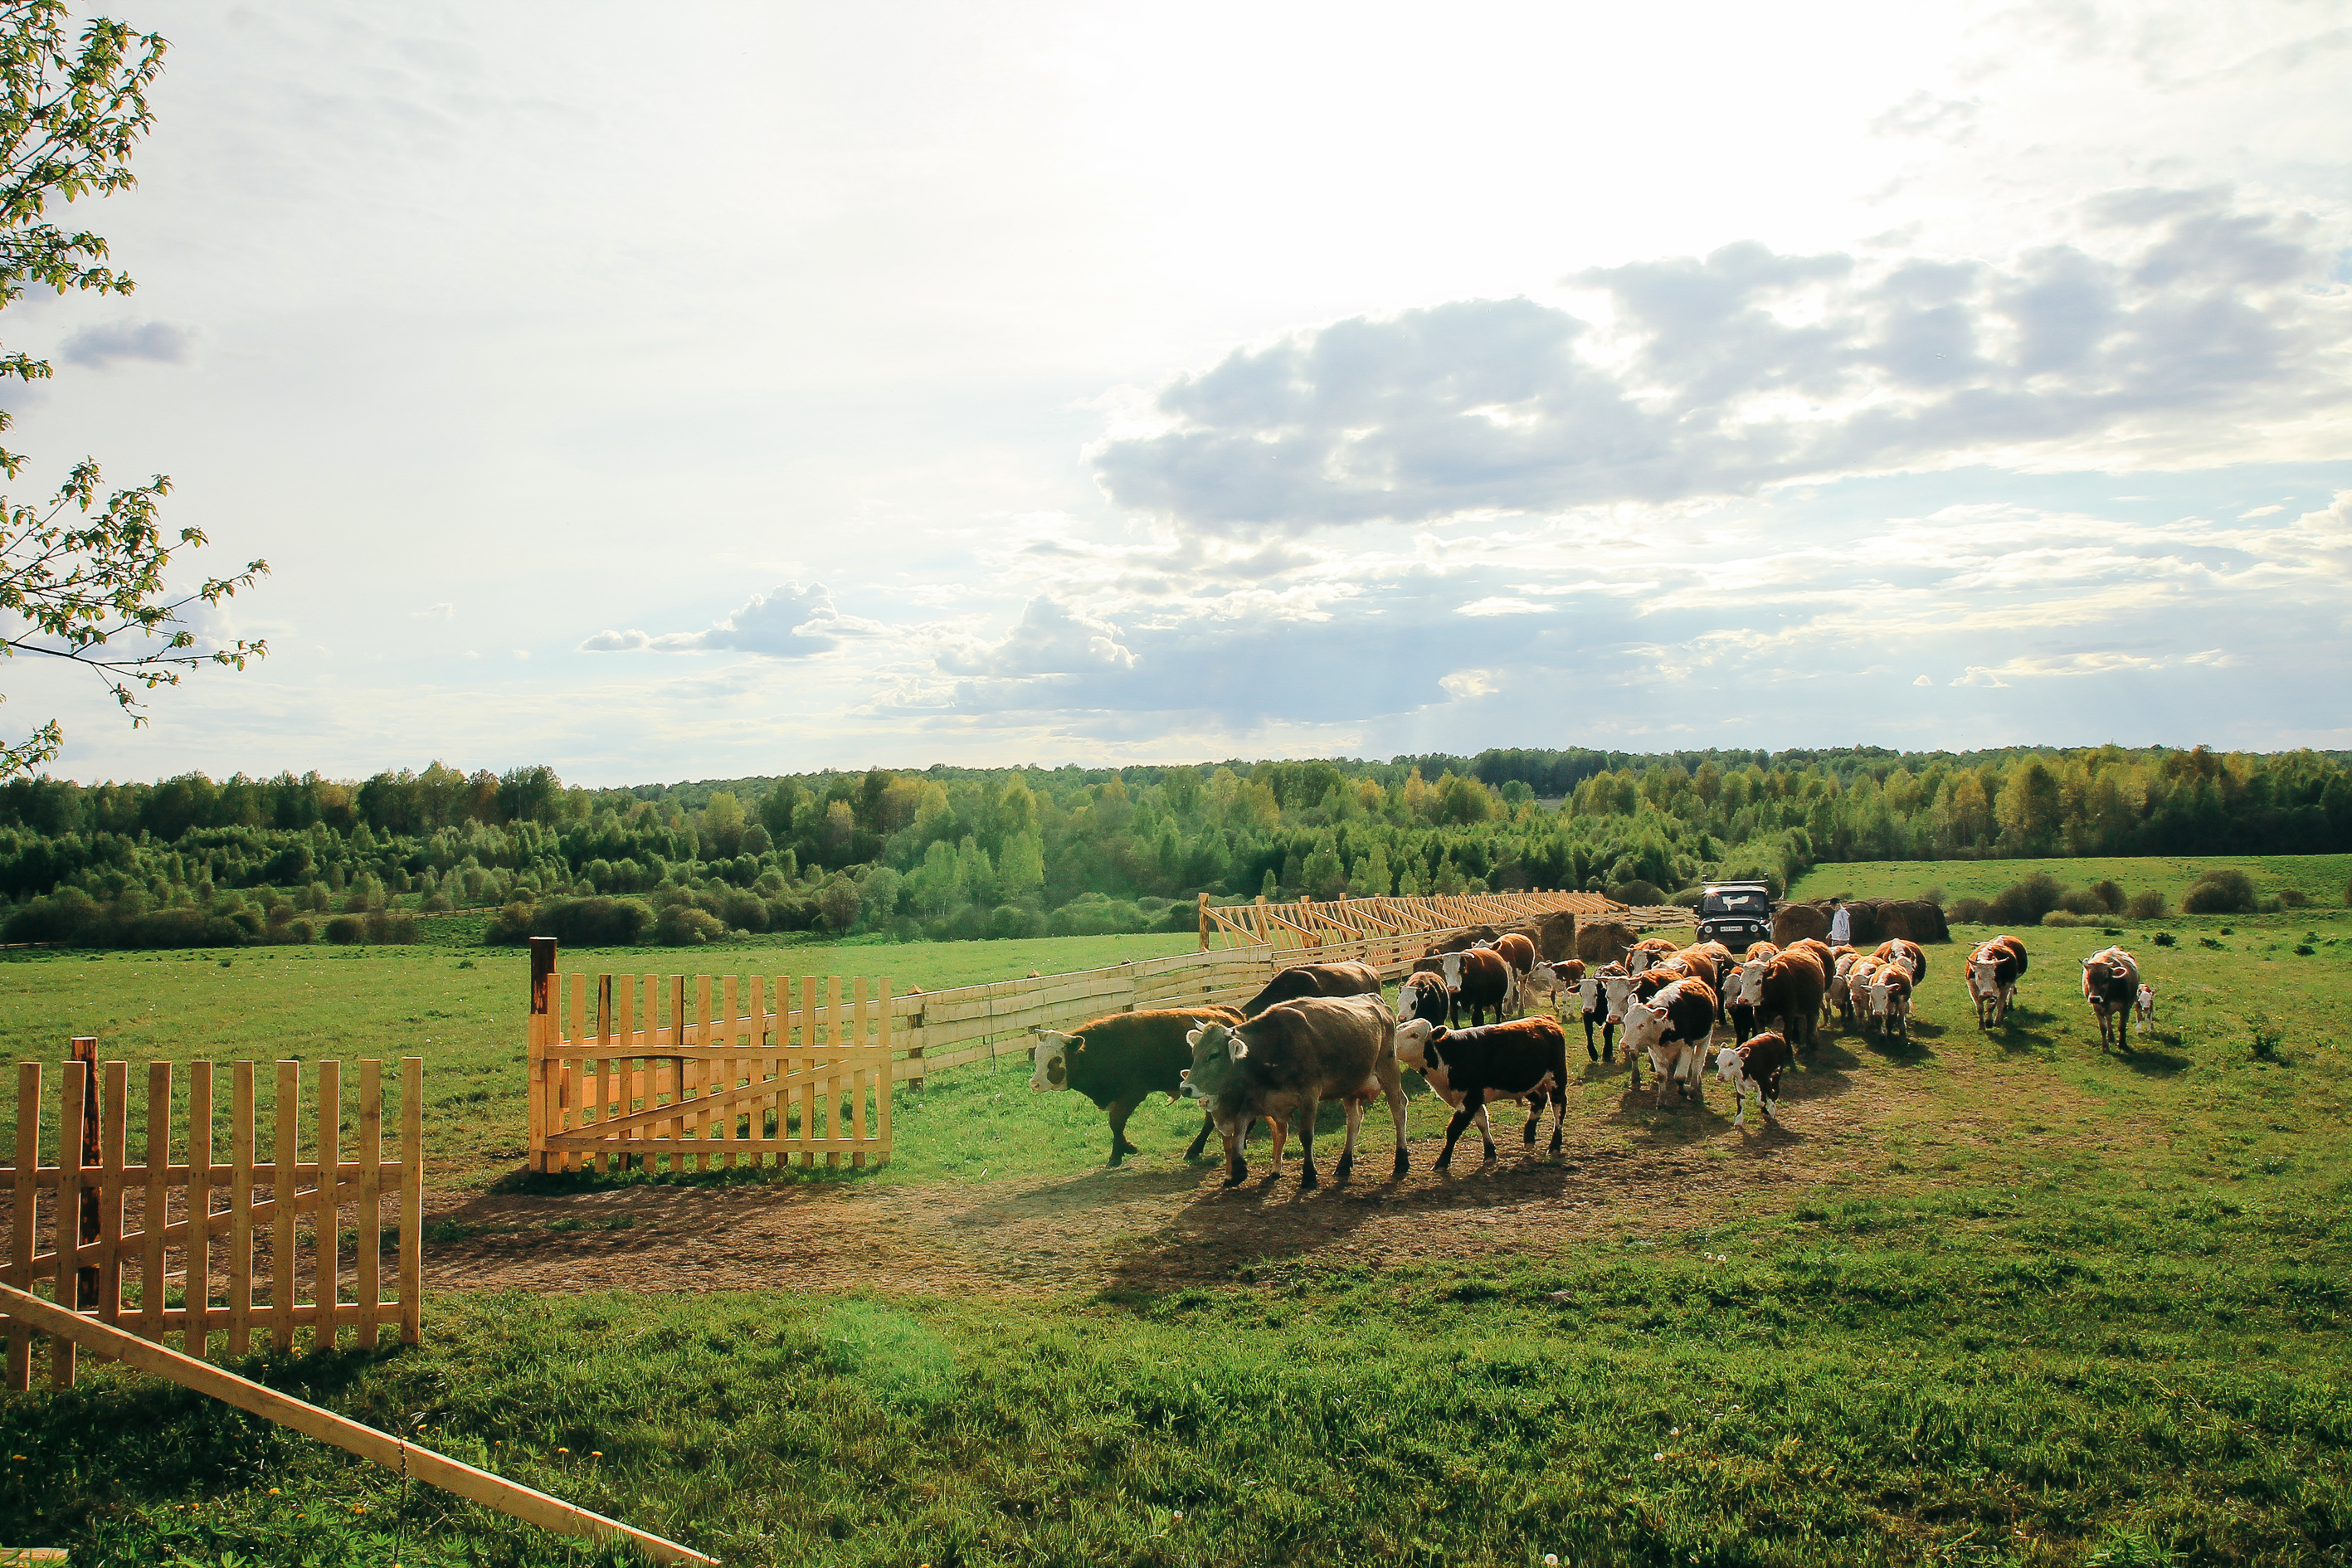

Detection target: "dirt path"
[426, 1045, 1921, 1298]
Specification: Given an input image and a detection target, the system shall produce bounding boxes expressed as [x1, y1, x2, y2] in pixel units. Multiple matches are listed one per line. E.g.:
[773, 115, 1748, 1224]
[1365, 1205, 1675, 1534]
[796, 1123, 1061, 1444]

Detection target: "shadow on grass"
[489, 1156, 884, 1196]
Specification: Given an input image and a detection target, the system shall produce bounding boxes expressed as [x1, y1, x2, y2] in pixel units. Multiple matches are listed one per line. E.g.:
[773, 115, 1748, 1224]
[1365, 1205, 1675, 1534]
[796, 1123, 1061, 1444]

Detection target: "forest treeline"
[2, 745, 2348, 948]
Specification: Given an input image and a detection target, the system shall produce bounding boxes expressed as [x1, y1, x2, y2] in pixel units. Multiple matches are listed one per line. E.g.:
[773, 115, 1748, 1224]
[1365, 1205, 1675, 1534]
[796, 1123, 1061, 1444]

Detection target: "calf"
[1398, 971, 1452, 1030]
[1967, 936, 2028, 1028]
[1730, 947, 1826, 1049]
[1618, 976, 1720, 1108]
[1182, 993, 1407, 1189]
[1714, 1030, 1794, 1129]
[1243, 959, 1382, 1018]
[1391, 1015, 1569, 1167]
[1862, 965, 1914, 1042]
[2080, 946, 2140, 1051]
[1828, 952, 1862, 1031]
[2134, 983, 2156, 1034]
[1575, 962, 1629, 1061]
[1439, 946, 1514, 1027]
[1031, 1006, 1241, 1164]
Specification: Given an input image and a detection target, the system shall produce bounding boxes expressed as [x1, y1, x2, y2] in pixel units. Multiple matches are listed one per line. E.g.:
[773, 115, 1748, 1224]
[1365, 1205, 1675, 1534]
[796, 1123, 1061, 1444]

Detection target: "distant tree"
[0, 4, 266, 773]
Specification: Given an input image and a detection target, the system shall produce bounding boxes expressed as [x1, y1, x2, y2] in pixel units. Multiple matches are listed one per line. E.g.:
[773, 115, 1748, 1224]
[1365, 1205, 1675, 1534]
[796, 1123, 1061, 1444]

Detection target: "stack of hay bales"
[1773, 898, 1951, 946]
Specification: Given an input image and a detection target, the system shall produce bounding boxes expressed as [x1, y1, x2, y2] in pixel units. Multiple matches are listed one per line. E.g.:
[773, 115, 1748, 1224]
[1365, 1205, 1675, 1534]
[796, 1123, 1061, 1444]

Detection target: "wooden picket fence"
[1, 1044, 423, 1390]
[1196, 889, 1614, 950]
[523, 892, 1692, 1173]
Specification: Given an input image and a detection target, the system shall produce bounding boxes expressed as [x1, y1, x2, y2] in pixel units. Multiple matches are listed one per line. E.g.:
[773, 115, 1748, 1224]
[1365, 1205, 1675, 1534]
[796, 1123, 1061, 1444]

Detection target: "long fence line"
[525, 891, 1690, 1174]
[1196, 889, 1615, 949]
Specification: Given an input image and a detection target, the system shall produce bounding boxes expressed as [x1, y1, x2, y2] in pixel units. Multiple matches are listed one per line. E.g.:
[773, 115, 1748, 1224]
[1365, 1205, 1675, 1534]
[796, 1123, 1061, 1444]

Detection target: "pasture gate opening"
[1, 1045, 423, 1390]
[524, 892, 1690, 1173]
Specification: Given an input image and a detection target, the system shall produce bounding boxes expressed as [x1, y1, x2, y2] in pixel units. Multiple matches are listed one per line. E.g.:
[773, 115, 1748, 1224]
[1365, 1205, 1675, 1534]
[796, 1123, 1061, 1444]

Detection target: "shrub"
[483, 896, 654, 947]
[1987, 872, 2066, 927]
[2057, 888, 2106, 915]
[816, 877, 862, 933]
[1049, 893, 1150, 937]
[2090, 879, 2125, 913]
[988, 903, 1048, 940]
[363, 909, 418, 944]
[2126, 889, 2166, 919]
[1947, 897, 1991, 923]
[2154, 930, 2175, 946]
[1609, 879, 1665, 906]
[655, 903, 725, 946]
[324, 914, 365, 945]
[2041, 909, 2093, 927]
[1667, 886, 1705, 908]
[1921, 885, 1946, 908]
[2277, 889, 2308, 908]
[2182, 868, 2257, 915]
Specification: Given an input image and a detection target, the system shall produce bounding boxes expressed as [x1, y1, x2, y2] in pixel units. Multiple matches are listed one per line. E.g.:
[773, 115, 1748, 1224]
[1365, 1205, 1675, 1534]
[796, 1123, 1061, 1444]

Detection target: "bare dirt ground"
[426, 1039, 1957, 1299]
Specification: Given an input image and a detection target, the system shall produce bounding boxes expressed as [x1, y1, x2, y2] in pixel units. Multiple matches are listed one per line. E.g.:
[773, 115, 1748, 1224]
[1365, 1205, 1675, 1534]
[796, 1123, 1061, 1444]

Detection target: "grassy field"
[1791, 853, 2352, 908]
[5, 878, 2352, 1564]
[0, 929, 1200, 1188]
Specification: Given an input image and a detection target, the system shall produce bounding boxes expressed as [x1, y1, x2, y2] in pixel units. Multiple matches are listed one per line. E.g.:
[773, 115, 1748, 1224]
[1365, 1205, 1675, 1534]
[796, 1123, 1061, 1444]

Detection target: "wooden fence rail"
[523, 893, 1692, 1173]
[0, 1283, 713, 1566]
[2, 1051, 423, 1390]
[1195, 889, 1616, 950]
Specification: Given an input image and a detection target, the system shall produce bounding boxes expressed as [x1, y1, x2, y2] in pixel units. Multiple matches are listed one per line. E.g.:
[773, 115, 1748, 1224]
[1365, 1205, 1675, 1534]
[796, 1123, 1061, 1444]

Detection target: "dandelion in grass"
[1654, 1451, 1665, 1461]
[1546, 1556, 1561, 1566]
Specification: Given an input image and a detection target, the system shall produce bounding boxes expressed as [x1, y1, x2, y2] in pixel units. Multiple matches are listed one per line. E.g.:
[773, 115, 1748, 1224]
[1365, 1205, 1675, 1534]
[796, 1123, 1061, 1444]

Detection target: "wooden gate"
[527, 939, 892, 1174]
[2, 1043, 423, 1390]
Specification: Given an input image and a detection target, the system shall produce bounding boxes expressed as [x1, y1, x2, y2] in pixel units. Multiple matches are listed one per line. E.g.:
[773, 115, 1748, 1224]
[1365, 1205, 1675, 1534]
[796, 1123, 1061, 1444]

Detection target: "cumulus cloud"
[939, 597, 1136, 676]
[579, 582, 864, 656]
[1093, 187, 2350, 534]
[61, 321, 194, 369]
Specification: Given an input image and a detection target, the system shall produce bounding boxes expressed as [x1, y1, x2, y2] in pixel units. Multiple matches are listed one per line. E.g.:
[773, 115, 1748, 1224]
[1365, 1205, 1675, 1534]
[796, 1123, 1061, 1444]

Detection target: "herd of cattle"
[1026, 928, 2162, 1190]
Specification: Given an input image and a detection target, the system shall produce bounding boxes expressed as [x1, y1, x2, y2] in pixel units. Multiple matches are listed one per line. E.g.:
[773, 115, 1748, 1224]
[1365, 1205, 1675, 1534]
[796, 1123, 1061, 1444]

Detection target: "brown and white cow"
[1873, 938, 1928, 986]
[1725, 942, 1780, 1040]
[1242, 959, 1383, 1018]
[1181, 993, 1407, 1189]
[1626, 937, 1683, 974]
[1031, 1006, 1242, 1165]
[1575, 962, 1631, 1062]
[1439, 946, 1515, 1027]
[1967, 936, 2028, 1028]
[1730, 947, 1827, 1049]
[1619, 976, 1720, 1108]
[1861, 964, 1915, 1041]
[1398, 970, 1452, 1030]
[1489, 933, 1539, 1012]
[2081, 946, 2140, 1051]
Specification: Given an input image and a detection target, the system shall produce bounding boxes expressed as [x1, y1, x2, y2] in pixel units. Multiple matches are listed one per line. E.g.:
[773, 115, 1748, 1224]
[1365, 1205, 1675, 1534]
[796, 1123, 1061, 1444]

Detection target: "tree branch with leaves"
[0, 1, 265, 777]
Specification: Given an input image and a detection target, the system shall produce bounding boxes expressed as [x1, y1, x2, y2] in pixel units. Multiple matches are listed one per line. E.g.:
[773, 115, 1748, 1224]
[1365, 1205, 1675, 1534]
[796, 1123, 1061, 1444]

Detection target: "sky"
[3, 0, 2348, 786]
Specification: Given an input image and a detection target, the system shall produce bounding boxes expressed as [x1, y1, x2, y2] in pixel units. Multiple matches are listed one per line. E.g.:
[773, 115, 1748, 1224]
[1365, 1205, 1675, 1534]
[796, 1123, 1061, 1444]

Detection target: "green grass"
[1791, 853, 2352, 908]
[0, 930, 1198, 1187]
[7, 879, 2352, 1563]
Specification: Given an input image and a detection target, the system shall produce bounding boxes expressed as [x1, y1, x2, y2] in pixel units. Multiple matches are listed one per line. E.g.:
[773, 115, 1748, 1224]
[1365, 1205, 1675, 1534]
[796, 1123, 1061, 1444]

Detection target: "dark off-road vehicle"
[1697, 882, 1775, 952]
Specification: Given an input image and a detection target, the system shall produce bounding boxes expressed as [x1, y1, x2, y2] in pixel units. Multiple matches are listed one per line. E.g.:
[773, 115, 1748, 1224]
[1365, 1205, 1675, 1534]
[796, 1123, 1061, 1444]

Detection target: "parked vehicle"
[1697, 882, 1775, 952]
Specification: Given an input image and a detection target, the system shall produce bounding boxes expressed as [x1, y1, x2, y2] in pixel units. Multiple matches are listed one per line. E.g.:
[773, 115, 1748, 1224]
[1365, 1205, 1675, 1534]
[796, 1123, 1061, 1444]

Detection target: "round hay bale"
[1529, 911, 1578, 962]
[1772, 903, 1830, 945]
[1575, 919, 1640, 964]
[1892, 898, 1950, 943]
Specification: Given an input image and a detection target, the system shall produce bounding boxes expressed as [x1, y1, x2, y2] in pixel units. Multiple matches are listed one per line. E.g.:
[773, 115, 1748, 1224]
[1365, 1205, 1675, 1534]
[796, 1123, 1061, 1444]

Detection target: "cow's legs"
[1435, 1100, 1481, 1170]
[1336, 1097, 1366, 1181]
[1266, 1117, 1288, 1170]
[1295, 1093, 1322, 1189]
[1548, 1085, 1568, 1152]
[1522, 1093, 1543, 1147]
[1383, 1069, 1410, 1176]
[1104, 1096, 1143, 1165]
[1603, 1020, 1619, 1064]
[1183, 1108, 1218, 1160]
[1221, 1118, 1249, 1187]
[1582, 1014, 1600, 1062]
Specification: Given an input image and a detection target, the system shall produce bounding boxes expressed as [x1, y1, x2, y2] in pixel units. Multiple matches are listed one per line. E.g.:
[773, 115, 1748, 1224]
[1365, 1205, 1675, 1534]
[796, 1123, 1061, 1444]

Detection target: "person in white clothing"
[1828, 898, 1852, 946]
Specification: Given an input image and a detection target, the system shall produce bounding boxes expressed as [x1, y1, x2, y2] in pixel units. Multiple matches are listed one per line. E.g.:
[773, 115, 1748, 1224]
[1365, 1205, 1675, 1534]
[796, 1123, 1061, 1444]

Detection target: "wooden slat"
[314, 1059, 341, 1351]
[53, 1058, 83, 1386]
[98, 1061, 126, 1327]
[142, 1062, 169, 1342]
[400, 1055, 421, 1345]
[0, 1282, 715, 1567]
[187, 1062, 212, 1358]
[272, 1060, 298, 1351]
[228, 1062, 254, 1358]
[357, 1059, 381, 1351]
[6, 1061, 35, 1390]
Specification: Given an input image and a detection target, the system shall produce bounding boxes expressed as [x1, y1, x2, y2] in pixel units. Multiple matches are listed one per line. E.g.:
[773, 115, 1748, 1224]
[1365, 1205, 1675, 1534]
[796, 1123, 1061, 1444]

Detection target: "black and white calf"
[1390, 1015, 1569, 1168]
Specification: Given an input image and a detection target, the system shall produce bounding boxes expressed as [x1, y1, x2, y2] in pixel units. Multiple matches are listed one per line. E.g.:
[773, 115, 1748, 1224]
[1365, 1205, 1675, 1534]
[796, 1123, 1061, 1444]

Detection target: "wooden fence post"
[1196, 891, 1210, 950]
[528, 937, 557, 1172]
[70, 1038, 98, 1316]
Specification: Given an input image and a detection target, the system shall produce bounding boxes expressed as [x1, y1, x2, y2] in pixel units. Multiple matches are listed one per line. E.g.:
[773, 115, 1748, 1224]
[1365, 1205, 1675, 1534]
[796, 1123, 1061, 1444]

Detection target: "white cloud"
[1093, 188, 2351, 536]
[411, 602, 455, 620]
[578, 582, 861, 657]
[1912, 674, 1933, 686]
[1456, 597, 1550, 616]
